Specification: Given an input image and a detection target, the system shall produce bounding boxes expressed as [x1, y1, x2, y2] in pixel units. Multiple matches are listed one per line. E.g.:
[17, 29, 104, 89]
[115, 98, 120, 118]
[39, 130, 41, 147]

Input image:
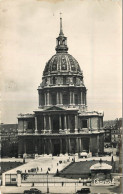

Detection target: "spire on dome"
[55, 13, 68, 53]
[59, 12, 64, 36]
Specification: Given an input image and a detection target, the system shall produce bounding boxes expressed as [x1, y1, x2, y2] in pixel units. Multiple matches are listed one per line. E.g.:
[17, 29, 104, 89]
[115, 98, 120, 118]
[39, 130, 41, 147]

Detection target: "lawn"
[59, 160, 112, 179]
[0, 162, 23, 174]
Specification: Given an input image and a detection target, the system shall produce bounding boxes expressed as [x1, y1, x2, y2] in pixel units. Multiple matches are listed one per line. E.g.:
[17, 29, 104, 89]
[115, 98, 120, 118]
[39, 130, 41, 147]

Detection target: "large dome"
[43, 53, 82, 76]
[43, 17, 83, 77]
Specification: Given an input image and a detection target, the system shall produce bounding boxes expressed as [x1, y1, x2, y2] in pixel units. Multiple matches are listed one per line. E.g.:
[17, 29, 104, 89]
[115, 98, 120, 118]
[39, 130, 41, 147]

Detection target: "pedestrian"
[41, 168, 42, 172]
[62, 182, 64, 186]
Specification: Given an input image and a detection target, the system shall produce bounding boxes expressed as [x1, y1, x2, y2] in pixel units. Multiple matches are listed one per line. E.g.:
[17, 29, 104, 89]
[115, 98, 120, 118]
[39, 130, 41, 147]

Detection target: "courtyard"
[1, 154, 121, 193]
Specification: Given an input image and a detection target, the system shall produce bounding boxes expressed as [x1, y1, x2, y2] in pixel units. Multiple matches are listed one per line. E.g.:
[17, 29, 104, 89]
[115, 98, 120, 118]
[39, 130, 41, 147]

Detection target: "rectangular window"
[82, 120, 87, 128]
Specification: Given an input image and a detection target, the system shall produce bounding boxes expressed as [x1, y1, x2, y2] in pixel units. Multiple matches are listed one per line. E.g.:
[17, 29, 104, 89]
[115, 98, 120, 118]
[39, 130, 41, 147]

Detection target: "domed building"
[18, 17, 104, 157]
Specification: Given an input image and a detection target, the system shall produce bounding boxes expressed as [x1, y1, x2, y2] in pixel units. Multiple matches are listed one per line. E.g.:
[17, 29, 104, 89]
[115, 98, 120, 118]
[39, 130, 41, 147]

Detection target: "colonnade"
[19, 134, 103, 157]
[34, 114, 78, 133]
[22, 137, 85, 155]
[39, 91, 87, 106]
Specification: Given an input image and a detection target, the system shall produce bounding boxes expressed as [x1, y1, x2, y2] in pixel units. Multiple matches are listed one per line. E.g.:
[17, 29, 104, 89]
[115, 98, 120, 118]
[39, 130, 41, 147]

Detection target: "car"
[24, 188, 42, 194]
[76, 188, 90, 194]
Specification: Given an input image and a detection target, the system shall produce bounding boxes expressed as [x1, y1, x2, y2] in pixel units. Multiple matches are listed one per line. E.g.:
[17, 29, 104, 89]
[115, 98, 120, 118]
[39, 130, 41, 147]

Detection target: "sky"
[0, 0, 122, 124]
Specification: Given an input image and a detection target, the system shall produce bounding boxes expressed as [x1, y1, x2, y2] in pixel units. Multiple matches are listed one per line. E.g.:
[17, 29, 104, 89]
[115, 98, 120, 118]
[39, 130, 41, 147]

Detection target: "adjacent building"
[18, 18, 104, 157]
[103, 118, 122, 147]
[0, 124, 18, 157]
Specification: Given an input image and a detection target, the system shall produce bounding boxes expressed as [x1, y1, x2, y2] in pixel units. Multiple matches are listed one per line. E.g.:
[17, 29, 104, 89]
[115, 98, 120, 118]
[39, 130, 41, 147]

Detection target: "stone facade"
[18, 17, 104, 157]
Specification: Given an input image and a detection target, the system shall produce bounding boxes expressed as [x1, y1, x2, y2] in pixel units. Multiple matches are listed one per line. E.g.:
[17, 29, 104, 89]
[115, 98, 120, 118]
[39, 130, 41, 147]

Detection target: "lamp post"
[46, 170, 49, 193]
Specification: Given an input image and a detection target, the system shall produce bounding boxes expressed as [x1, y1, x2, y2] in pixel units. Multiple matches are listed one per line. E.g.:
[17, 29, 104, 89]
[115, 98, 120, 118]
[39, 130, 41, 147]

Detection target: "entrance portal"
[53, 143, 60, 156]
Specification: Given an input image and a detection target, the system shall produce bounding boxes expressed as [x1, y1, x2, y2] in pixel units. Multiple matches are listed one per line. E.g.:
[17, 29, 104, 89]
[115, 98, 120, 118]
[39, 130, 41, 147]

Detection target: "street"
[0, 182, 121, 194]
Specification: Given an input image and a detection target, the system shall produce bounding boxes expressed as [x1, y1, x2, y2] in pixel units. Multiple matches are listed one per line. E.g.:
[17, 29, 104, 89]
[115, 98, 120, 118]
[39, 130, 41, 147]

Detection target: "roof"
[43, 53, 82, 76]
[90, 162, 112, 170]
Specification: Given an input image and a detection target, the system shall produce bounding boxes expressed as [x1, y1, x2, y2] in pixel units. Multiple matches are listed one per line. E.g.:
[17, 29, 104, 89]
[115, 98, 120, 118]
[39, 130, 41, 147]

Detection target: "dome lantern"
[55, 15, 68, 53]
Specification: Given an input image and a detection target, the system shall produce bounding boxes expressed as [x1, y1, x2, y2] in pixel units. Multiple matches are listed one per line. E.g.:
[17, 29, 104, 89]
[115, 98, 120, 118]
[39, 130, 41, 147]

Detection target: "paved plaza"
[2, 154, 119, 176]
[1, 154, 121, 193]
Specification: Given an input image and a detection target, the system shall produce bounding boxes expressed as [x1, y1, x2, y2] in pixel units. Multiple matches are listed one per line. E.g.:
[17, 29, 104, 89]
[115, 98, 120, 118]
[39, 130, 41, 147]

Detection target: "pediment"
[45, 106, 66, 111]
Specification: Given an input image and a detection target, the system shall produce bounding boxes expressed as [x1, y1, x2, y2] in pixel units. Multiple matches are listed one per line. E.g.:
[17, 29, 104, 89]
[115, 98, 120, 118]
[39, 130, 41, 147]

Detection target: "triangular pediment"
[45, 106, 66, 111]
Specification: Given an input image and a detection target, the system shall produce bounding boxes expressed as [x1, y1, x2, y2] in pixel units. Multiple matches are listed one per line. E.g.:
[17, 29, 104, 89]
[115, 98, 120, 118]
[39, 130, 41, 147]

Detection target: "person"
[41, 168, 42, 172]
[62, 182, 64, 186]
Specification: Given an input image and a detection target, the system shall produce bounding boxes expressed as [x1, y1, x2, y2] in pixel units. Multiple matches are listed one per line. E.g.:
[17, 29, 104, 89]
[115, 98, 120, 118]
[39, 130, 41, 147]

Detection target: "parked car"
[76, 188, 90, 194]
[24, 188, 42, 194]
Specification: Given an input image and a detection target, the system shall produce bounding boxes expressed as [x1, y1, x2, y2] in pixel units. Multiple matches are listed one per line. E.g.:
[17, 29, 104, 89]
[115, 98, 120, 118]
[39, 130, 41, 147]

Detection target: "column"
[68, 138, 71, 153]
[67, 115, 70, 132]
[83, 93, 85, 105]
[49, 116, 51, 131]
[89, 118, 91, 129]
[80, 92, 83, 105]
[70, 91, 72, 105]
[57, 92, 59, 104]
[65, 138, 68, 154]
[76, 138, 79, 153]
[49, 92, 51, 105]
[85, 92, 87, 105]
[60, 139, 62, 154]
[44, 93, 47, 105]
[49, 139, 52, 155]
[73, 92, 75, 105]
[75, 115, 78, 132]
[47, 92, 50, 105]
[59, 115, 62, 131]
[60, 92, 63, 104]
[24, 121, 27, 133]
[44, 115, 46, 130]
[35, 116, 38, 133]
[64, 115, 67, 130]
[81, 138, 83, 152]
[79, 138, 82, 153]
